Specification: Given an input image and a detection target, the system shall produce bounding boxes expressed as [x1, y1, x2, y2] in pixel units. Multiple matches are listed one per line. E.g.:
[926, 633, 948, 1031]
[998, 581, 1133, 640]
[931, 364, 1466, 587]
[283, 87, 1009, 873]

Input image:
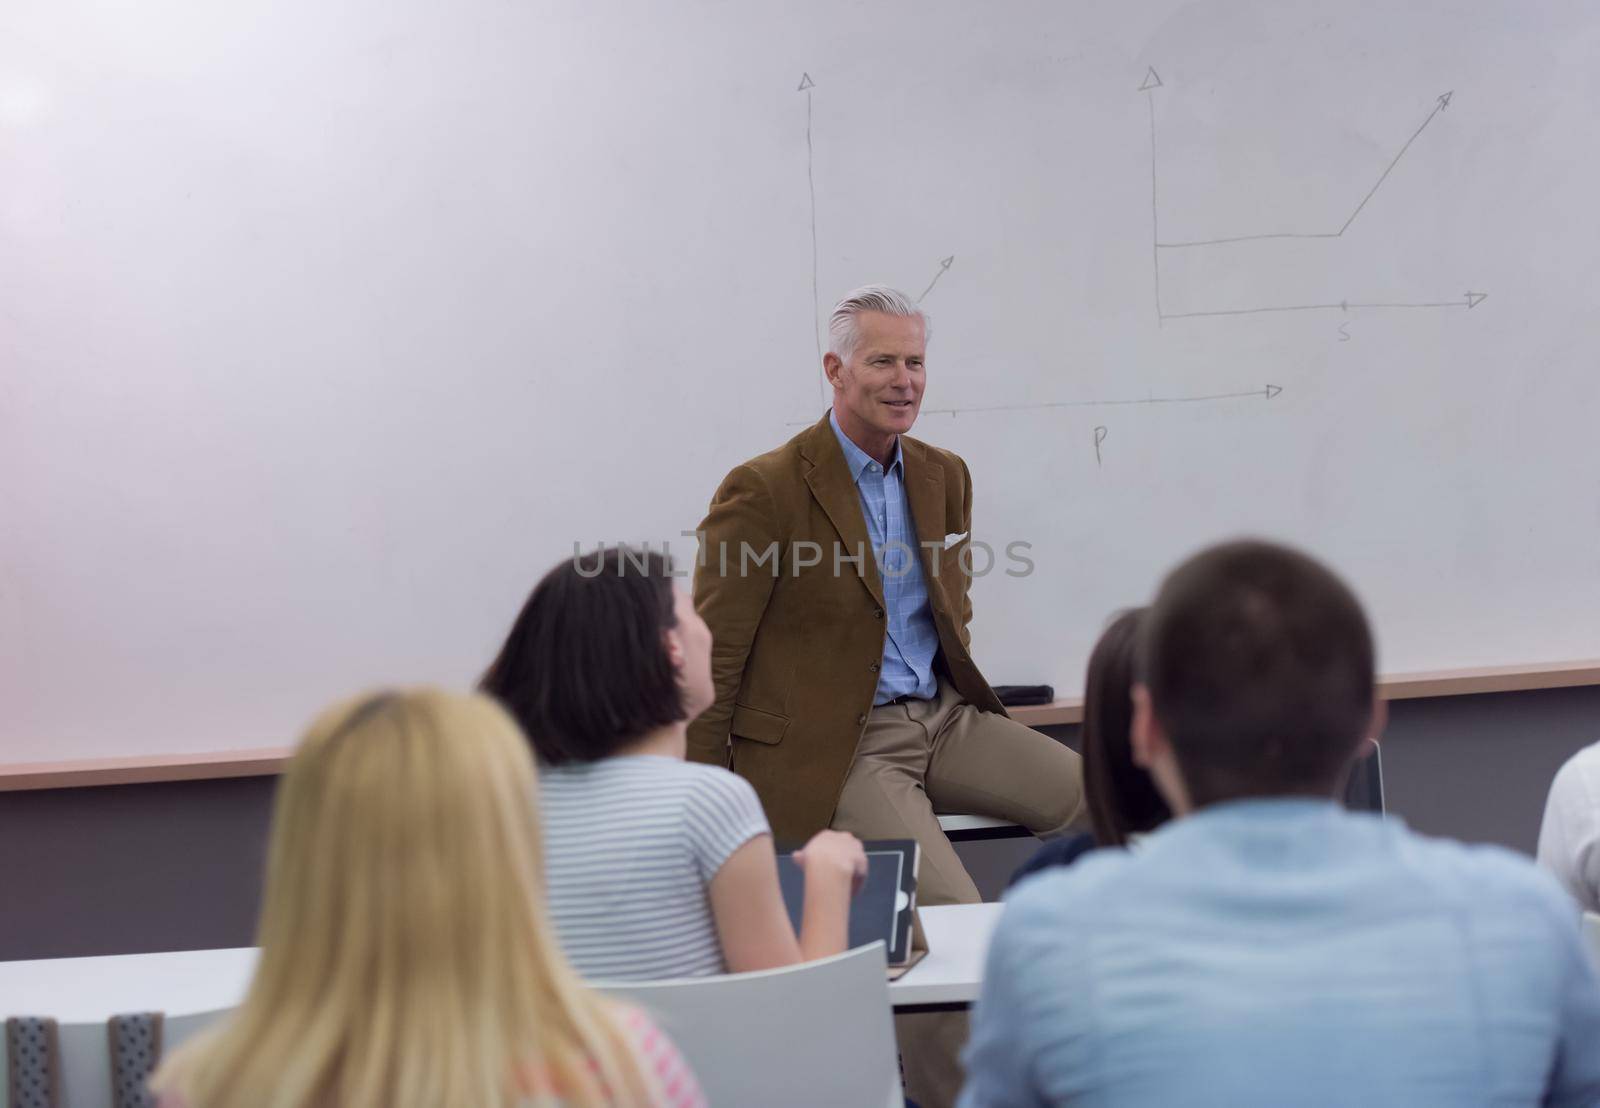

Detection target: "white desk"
[0, 946, 256, 1023]
[1, 903, 1003, 1021]
[888, 901, 1003, 1012]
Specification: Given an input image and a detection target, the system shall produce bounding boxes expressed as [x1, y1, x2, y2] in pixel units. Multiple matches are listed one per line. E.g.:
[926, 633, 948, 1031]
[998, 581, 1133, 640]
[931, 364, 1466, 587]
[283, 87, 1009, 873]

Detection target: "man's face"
[827, 311, 926, 439]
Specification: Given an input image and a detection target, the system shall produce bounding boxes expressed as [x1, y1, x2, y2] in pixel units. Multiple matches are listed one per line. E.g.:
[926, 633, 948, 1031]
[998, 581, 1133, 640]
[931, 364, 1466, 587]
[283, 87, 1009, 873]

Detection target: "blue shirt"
[829, 409, 939, 704]
[961, 800, 1600, 1108]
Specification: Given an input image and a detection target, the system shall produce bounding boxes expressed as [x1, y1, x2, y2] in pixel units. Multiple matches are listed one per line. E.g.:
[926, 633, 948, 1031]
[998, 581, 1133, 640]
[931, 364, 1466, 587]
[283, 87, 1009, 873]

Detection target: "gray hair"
[826, 285, 930, 359]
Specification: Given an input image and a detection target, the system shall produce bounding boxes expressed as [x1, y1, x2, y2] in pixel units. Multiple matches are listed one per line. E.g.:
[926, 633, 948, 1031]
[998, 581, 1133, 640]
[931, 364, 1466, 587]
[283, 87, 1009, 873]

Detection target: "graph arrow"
[1156, 90, 1458, 248]
[1143, 69, 1163, 323]
[799, 72, 822, 399]
[917, 255, 955, 302]
[920, 384, 1282, 417]
[1164, 293, 1486, 320]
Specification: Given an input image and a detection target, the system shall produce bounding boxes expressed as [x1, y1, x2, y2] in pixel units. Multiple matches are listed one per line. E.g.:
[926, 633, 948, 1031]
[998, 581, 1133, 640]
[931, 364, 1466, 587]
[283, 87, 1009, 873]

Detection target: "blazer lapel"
[902, 438, 949, 597]
[800, 415, 886, 608]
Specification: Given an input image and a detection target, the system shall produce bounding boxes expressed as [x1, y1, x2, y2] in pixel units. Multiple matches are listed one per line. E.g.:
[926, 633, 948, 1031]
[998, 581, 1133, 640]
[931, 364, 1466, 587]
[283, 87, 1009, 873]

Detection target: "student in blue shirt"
[961, 539, 1600, 1107]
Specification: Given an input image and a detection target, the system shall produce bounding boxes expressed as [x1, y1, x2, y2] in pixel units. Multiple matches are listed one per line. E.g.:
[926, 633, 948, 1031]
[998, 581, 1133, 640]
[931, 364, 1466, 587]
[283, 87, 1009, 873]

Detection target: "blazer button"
[857, 713, 867, 725]
[869, 661, 880, 672]
[873, 608, 884, 619]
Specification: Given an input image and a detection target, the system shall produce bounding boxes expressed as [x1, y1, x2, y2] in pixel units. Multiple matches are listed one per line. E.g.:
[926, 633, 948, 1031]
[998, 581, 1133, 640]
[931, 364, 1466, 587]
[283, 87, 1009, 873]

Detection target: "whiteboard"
[4, 0, 1599, 762]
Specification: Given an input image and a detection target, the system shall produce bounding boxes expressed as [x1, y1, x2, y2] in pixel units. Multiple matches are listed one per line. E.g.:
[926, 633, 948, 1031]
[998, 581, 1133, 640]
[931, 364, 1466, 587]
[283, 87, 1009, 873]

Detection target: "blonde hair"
[152, 689, 661, 1108]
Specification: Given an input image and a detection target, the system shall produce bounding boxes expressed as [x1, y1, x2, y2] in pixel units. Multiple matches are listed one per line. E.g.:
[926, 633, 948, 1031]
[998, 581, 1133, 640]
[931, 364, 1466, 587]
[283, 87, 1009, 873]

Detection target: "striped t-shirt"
[541, 755, 771, 980]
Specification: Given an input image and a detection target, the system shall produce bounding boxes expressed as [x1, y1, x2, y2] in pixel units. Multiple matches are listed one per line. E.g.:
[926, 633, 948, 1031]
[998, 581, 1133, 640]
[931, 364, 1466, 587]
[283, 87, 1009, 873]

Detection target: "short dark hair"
[1082, 608, 1171, 846]
[480, 546, 687, 764]
[1139, 540, 1376, 807]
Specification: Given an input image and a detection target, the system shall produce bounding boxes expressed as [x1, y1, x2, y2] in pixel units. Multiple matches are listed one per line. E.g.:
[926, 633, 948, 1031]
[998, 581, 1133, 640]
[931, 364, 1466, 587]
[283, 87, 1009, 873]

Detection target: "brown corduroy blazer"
[686, 413, 1007, 843]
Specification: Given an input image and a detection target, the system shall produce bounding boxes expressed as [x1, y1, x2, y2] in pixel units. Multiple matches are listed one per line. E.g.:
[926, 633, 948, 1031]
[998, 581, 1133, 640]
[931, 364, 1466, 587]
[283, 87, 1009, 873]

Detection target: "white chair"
[1583, 912, 1600, 969]
[161, 1004, 233, 1056]
[595, 942, 903, 1108]
[2, 1006, 231, 1108]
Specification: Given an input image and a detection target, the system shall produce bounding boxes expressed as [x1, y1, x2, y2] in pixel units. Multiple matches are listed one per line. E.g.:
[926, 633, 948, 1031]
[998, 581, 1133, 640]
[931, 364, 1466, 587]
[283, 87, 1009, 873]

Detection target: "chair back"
[596, 942, 902, 1108]
[3, 1007, 231, 1108]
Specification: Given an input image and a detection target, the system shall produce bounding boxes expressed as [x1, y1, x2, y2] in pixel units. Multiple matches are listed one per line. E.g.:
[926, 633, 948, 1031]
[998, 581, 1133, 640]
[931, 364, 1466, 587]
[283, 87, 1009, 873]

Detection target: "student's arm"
[708, 830, 864, 972]
[1550, 955, 1600, 1108]
[1534, 864, 1600, 1106]
[686, 464, 782, 767]
[1537, 749, 1600, 913]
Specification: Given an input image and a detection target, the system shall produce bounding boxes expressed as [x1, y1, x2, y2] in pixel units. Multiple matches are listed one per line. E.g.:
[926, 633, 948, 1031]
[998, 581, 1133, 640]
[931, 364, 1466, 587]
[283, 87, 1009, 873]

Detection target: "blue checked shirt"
[830, 409, 940, 704]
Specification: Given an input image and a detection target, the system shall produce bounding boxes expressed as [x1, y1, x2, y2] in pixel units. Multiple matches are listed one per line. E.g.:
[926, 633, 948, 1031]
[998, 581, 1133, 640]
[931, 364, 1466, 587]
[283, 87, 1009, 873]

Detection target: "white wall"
[3, 0, 1597, 760]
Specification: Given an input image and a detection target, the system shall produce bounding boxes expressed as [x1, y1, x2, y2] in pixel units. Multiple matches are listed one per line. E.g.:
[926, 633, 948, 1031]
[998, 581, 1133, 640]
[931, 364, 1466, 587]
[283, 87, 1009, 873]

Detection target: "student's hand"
[794, 829, 868, 896]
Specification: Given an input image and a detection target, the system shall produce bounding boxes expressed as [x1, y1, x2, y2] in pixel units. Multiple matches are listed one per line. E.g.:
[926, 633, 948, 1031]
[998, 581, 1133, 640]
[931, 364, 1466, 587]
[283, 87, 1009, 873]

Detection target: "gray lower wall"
[959, 684, 1600, 899]
[5, 684, 1598, 962]
[1376, 684, 1599, 849]
[1, 776, 276, 962]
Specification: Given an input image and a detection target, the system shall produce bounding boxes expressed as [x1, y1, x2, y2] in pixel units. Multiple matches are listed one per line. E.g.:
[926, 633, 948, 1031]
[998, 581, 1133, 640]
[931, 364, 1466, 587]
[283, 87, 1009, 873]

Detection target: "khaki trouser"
[829, 680, 1085, 1108]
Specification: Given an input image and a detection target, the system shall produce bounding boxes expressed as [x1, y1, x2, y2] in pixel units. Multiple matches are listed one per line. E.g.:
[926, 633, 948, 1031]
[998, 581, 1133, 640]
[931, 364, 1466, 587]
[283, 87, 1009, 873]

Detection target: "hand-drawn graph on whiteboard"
[1141, 66, 1487, 325]
[790, 71, 1283, 427]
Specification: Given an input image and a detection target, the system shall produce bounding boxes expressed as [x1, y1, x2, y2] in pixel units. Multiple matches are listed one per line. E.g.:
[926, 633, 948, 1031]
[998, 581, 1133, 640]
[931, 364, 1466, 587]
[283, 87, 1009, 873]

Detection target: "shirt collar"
[829, 408, 901, 482]
[1142, 797, 1354, 854]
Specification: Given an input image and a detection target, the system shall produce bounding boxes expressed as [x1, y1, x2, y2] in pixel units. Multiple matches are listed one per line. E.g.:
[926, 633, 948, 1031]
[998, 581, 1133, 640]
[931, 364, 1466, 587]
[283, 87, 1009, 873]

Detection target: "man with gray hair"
[688, 285, 1084, 1107]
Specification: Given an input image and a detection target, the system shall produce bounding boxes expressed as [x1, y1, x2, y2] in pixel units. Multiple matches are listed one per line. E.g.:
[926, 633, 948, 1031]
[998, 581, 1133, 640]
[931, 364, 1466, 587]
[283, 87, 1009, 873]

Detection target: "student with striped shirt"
[482, 546, 867, 980]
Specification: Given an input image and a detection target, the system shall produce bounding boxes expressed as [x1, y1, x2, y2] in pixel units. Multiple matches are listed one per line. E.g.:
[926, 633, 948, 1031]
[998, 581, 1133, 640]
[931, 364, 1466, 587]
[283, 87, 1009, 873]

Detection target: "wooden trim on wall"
[5, 659, 1599, 792]
[1008, 658, 1600, 728]
[0, 747, 291, 793]
[1375, 659, 1600, 702]
[1009, 700, 1085, 727]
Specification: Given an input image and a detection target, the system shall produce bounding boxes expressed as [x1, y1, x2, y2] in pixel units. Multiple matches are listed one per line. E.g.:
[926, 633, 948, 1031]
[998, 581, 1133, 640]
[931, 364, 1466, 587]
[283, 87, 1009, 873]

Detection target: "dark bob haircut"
[1082, 608, 1171, 846]
[480, 545, 686, 764]
[1139, 539, 1376, 808]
